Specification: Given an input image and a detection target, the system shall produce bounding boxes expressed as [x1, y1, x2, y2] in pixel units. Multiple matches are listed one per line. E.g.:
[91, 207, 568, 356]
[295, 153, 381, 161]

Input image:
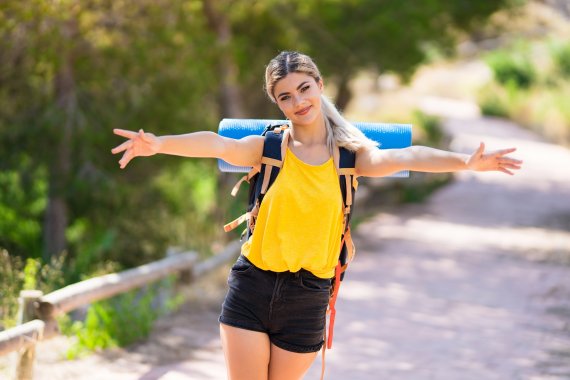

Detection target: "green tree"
[0, 0, 521, 279]
[0, 0, 220, 270]
[225, 0, 521, 111]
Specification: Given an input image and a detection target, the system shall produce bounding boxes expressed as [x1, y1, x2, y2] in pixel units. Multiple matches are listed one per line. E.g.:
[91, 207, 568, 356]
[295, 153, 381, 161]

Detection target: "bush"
[63, 276, 184, 359]
[0, 250, 66, 329]
[552, 43, 570, 78]
[486, 52, 536, 89]
[478, 84, 510, 117]
[0, 250, 23, 329]
[412, 110, 444, 146]
[480, 96, 509, 117]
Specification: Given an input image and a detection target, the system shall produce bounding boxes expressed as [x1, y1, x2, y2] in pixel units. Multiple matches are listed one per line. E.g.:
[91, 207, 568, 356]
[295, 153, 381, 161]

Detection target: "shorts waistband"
[240, 255, 331, 280]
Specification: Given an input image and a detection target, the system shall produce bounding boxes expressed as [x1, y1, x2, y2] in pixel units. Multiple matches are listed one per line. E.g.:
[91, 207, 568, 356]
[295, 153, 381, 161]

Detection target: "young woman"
[112, 51, 522, 380]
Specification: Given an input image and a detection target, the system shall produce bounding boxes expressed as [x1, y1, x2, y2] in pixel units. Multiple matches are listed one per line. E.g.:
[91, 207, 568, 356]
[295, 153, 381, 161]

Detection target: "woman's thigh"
[268, 343, 318, 380]
[220, 323, 271, 380]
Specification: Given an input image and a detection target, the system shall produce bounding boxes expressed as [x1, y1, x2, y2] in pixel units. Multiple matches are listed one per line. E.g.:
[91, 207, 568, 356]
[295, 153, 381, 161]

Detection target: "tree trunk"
[43, 19, 77, 261]
[202, 0, 246, 237]
[202, 0, 245, 118]
[334, 74, 353, 112]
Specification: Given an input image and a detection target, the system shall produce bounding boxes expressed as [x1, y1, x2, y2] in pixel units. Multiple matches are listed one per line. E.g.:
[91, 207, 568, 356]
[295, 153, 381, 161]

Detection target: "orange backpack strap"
[230, 167, 259, 197]
[223, 212, 250, 232]
[321, 147, 357, 379]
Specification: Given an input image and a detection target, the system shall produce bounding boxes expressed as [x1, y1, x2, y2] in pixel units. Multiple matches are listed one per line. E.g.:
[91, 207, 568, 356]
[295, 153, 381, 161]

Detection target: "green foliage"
[230, 0, 516, 111]
[486, 51, 536, 89]
[0, 163, 47, 259]
[64, 219, 119, 284]
[0, 249, 66, 329]
[63, 277, 183, 359]
[64, 304, 118, 359]
[0, 250, 23, 329]
[23, 258, 39, 290]
[480, 100, 509, 118]
[0, 0, 517, 286]
[413, 110, 444, 146]
[152, 160, 219, 257]
[478, 38, 570, 145]
[551, 42, 570, 78]
[478, 84, 509, 117]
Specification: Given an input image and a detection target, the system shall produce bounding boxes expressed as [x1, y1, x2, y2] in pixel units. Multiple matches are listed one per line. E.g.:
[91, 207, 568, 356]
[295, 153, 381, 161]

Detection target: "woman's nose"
[292, 93, 302, 106]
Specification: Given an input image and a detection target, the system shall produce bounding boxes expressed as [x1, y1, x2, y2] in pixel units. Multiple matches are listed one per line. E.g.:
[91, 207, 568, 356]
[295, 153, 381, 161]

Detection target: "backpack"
[223, 123, 358, 374]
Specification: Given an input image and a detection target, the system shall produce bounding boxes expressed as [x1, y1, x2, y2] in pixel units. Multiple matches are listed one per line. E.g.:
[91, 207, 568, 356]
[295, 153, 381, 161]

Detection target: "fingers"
[139, 129, 154, 143]
[111, 140, 132, 154]
[497, 155, 522, 173]
[473, 142, 522, 175]
[496, 147, 517, 156]
[112, 129, 148, 168]
[113, 128, 138, 139]
[119, 149, 134, 169]
[112, 128, 139, 165]
[476, 142, 485, 156]
[499, 157, 523, 165]
[501, 163, 522, 171]
[496, 150, 522, 174]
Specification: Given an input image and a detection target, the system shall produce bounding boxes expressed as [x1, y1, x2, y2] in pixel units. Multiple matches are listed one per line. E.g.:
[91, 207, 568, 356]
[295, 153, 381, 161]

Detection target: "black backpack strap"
[244, 124, 289, 239]
[224, 124, 289, 236]
[256, 129, 285, 197]
[337, 147, 357, 280]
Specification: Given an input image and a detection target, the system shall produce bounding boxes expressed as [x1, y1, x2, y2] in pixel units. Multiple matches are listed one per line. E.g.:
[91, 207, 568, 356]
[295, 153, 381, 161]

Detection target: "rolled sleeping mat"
[217, 118, 412, 178]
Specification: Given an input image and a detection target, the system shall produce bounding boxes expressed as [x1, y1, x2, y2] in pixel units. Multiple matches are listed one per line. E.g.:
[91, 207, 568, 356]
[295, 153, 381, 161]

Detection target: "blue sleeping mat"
[217, 118, 412, 178]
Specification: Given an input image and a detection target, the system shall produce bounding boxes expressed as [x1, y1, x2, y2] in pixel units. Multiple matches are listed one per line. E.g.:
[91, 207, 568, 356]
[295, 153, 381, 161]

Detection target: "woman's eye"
[301, 85, 310, 92]
[279, 95, 290, 101]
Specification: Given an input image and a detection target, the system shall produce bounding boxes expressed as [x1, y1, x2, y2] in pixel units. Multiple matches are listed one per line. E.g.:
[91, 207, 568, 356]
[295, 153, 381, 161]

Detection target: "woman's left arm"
[355, 142, 523, 178]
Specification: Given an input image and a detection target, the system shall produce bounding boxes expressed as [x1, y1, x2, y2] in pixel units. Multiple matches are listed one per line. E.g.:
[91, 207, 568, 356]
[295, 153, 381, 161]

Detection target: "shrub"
[413, 110, 444, 146]
[552, 43, 570, 78]
[0, 250, 67, 329]
[478, 84, 510, 117]
[0, 250, 23, 329]
[486, 52, 536, 89]
[63, 275, 184, 359]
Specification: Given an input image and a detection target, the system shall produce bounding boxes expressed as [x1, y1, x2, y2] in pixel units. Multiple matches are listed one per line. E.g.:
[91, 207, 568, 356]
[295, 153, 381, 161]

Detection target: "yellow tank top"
[241, 147, 344, 278]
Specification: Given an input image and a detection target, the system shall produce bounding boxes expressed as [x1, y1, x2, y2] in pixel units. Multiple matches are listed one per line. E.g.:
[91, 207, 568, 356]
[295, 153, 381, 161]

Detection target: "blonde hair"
[264, 51, 378, 153]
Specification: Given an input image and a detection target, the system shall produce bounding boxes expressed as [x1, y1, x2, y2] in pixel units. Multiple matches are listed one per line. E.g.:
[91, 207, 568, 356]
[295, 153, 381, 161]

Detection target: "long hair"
[264, 51, 378, 153]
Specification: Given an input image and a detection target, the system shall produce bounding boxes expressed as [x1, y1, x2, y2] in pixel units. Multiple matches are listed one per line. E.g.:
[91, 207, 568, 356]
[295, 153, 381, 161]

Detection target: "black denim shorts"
[219, 255, 332, 353]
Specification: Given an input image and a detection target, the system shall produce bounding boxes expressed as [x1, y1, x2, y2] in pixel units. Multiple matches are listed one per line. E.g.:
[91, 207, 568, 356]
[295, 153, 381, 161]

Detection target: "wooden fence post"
[14, 290, 43, 380]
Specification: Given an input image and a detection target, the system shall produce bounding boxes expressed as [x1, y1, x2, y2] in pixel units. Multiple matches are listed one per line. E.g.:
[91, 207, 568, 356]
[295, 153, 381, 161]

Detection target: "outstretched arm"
[111, 129, 263, 169]
[355, 142, 523, 178]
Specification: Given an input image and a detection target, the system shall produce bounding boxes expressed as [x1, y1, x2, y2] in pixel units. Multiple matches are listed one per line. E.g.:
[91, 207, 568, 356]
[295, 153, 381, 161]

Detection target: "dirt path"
[2, 113, 569, 380]
[304, 114, 570, 380]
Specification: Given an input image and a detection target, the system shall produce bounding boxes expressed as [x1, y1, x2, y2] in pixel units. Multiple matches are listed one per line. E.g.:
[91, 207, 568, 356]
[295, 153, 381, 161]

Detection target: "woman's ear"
[317, 78, 324, 92]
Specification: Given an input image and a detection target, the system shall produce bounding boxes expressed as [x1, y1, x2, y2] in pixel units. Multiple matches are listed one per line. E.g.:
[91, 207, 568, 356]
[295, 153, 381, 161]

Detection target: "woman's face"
[273, 72, 323, 126]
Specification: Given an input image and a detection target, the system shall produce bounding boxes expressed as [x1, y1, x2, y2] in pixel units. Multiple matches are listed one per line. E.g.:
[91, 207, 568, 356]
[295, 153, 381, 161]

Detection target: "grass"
[479, 38, 570, 146]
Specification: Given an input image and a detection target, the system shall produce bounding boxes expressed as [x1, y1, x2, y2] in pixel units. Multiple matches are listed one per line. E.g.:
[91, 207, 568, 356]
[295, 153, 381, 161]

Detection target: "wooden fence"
[0, 240, 242, 380]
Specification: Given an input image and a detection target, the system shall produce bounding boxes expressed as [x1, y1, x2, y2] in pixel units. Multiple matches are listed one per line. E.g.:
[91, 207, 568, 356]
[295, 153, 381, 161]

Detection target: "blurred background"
[1, 0, 569, 367]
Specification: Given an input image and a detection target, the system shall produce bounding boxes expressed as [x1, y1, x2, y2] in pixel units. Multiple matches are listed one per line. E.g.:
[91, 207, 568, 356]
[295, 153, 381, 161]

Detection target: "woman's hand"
[111, 129, 162, 169]
[466, 142, 523, 175]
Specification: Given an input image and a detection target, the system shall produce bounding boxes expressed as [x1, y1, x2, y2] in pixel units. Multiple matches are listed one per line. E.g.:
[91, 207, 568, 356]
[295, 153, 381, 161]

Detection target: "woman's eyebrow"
[277, 81, 310, 98]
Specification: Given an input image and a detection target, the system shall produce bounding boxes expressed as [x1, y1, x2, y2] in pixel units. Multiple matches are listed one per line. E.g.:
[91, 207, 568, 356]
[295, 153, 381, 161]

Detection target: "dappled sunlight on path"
[305, 109, 570, 379]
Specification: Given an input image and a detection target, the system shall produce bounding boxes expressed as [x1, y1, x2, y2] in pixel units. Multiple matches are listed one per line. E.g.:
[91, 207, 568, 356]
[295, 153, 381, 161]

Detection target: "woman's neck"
[290, 117, 327, 147]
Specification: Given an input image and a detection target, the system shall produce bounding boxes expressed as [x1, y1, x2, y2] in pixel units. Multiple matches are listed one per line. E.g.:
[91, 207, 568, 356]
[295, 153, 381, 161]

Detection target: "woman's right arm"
[111, 129, 264, 169]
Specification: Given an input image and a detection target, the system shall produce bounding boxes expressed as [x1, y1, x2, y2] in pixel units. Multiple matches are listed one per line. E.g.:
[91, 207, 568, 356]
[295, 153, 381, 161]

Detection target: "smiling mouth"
[295, 106, 311, 115]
